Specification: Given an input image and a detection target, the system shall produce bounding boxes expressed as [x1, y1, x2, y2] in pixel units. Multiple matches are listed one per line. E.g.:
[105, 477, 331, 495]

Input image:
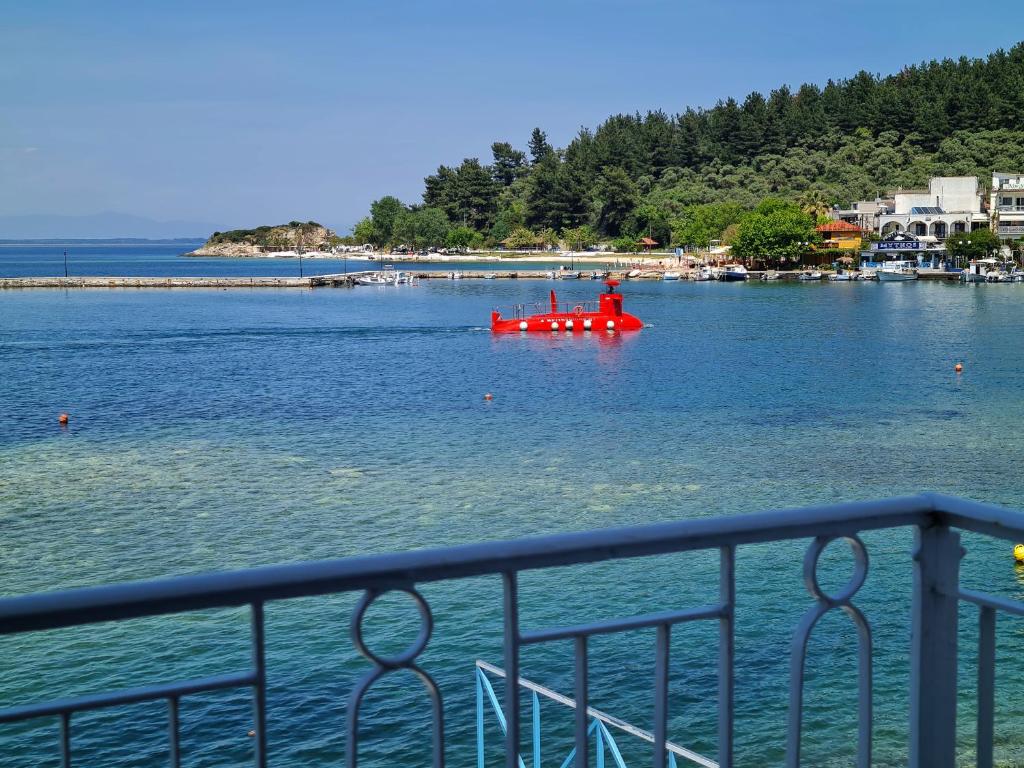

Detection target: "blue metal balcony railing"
[1, 493, 1023, 768]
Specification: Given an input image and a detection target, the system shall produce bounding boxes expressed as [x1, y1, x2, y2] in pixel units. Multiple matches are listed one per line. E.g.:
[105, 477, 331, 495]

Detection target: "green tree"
[505, 227, 539, 249]
[561, 225, 598, 250]
[625, 203, 671, 246]
[392, 207, 450, 249]
[446, 226, 479, 249]
[369, 196, 406, 246]
[528, 128, 553, 164]
[670, 202, 746, 247]
[351, 217, 374, 245]
[797, 190, 833, 220]
[423, 159, 499, 231]
[946, 229, 1001, 261]
[731, 200, 819, 266]
[595, 167, 637, 236]
[491, 142, 527, 185]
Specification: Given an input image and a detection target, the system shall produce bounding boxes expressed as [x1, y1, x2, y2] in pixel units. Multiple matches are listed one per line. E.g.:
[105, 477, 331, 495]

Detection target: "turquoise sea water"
[3, 245, 1024, 766]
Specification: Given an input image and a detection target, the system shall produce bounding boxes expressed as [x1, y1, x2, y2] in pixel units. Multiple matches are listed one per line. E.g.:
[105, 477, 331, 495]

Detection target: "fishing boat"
[694, 266, 715, 281]
[355, 269, 414, 286]
[759, 270, 780, 281]
[491, 280, 643, 333]
[483, 273, 497, 280]
[828, 269, 860, 281]
[662, 271, 681, 281]
[720, 264, 748, 282]
[877, 261, 919, 281]
[961, 260, 993, 283]
[590, 270, 608, 280]
[560, 270, 581, 280]
[355, 273, 391, 286]
[798, 270, 823, 281]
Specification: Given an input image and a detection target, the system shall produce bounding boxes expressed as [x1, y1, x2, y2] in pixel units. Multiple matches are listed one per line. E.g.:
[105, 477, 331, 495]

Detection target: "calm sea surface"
[2, 243, 1024, 766]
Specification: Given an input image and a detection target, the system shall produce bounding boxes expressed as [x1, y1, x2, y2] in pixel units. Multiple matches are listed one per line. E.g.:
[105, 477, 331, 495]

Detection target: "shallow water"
[2, 261, 1024, 766]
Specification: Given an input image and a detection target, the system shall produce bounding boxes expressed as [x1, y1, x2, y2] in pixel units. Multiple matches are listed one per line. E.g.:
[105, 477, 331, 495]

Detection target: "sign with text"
[875, 240, 921, 251]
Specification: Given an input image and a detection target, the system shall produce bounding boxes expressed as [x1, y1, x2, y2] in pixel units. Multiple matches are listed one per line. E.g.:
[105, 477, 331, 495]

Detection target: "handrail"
[476, 661, 717, 768]
[3, 493, 1024, 768]
[0, 494, 938, 635]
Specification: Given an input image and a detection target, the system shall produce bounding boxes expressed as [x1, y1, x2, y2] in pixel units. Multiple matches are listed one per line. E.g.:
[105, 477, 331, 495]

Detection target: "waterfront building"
[991, 172, 1024, 241]
[876, 176, 989, 239]
[816, 220, 863, 250]
[831, 198, 892, 231]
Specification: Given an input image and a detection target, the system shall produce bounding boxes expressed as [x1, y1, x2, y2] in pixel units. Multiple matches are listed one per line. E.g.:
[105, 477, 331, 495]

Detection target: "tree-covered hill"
[351, 44, 1024, 251]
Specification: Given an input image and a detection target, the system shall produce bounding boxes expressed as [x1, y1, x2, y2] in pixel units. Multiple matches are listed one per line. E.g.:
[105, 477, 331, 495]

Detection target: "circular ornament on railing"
[803, 535, 868, 605]
[351, 588, 434, 669]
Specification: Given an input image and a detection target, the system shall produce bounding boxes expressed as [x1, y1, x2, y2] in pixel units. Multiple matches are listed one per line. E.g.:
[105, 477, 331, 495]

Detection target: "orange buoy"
[955, 363, 963, 373]
[58, 413, 69, 425]
[484, 393, 494, 401]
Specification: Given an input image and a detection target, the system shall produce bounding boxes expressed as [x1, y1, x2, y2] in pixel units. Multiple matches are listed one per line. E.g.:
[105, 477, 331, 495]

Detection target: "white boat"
[626, 269, 642, 278]
[759, 270, 779, 281]
[720, 264, 748, 281]
[356, 268, 414, 286]
[448, 271, 463, 280]
[798, 270, 823, 281]
[877, 261, 919, 281]
[590, 270, 608, 280]
[355, 273, 391, 286]
[662, 271, 681, 281]
[483, 273, 497, 280]
[962, 259, 995, 283]
[828, 271, 859, 281]
[694, 266, 715, 281]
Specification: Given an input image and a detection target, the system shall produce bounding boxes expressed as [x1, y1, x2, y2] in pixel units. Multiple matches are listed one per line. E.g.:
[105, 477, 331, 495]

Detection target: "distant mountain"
[0, 212, 220, 239]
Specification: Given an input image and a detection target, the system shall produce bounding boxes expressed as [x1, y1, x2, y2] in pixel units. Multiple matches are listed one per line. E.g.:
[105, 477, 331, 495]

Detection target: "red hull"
[491, 311, 643, 333]
[491, 280, 644, 333]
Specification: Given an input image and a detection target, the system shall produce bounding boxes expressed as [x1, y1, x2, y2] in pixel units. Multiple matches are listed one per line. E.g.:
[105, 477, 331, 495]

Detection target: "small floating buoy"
[247, 730, 256, 738]
[484, 393, 493, 401]
[58, 413, 69, 425]
[955, 363, 963, 373]
[1014, 544, 1024, 562]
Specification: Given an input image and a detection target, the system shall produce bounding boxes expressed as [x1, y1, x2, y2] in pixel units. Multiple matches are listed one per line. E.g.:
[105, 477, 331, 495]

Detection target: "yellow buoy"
[1014, 543, 1024, 562]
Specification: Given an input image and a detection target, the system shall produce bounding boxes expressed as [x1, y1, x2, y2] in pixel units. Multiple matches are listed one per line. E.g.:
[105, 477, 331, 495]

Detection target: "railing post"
[909, 522, 962, 768]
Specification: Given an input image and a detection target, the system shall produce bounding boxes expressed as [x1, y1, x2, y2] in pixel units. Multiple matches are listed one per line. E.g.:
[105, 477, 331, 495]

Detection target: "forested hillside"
[351, 44, 1024, 251]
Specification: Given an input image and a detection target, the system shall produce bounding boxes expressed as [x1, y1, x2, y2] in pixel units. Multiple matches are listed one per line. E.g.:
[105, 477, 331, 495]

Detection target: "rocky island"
[186, 221, 336, 257]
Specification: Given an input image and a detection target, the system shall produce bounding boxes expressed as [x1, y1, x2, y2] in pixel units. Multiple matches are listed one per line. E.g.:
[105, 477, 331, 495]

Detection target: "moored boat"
[828, 270, 860, 281]
[877, 261, 918, 281]
[662, 271, 681, 281]
[720, 264, 748, 281]
[798, 270, 823, 281]
[491, 280, 643, 333]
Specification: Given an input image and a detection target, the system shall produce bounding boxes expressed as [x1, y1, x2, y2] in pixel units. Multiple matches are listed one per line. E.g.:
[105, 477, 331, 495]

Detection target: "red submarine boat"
[491, 279, 644, 333]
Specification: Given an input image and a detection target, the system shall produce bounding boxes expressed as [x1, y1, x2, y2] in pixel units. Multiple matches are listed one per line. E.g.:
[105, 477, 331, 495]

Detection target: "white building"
[832, 199, 892, 232]
[991, 172, 1024, 241]
[876, 176, 989, 240]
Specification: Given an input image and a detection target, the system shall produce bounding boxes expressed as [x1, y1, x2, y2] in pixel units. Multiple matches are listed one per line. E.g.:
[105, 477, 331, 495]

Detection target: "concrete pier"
[0, 269, 966, 289]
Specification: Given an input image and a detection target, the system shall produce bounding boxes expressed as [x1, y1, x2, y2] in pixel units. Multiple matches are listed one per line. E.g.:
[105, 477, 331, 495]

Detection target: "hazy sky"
[4, 1, 1023, 234]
